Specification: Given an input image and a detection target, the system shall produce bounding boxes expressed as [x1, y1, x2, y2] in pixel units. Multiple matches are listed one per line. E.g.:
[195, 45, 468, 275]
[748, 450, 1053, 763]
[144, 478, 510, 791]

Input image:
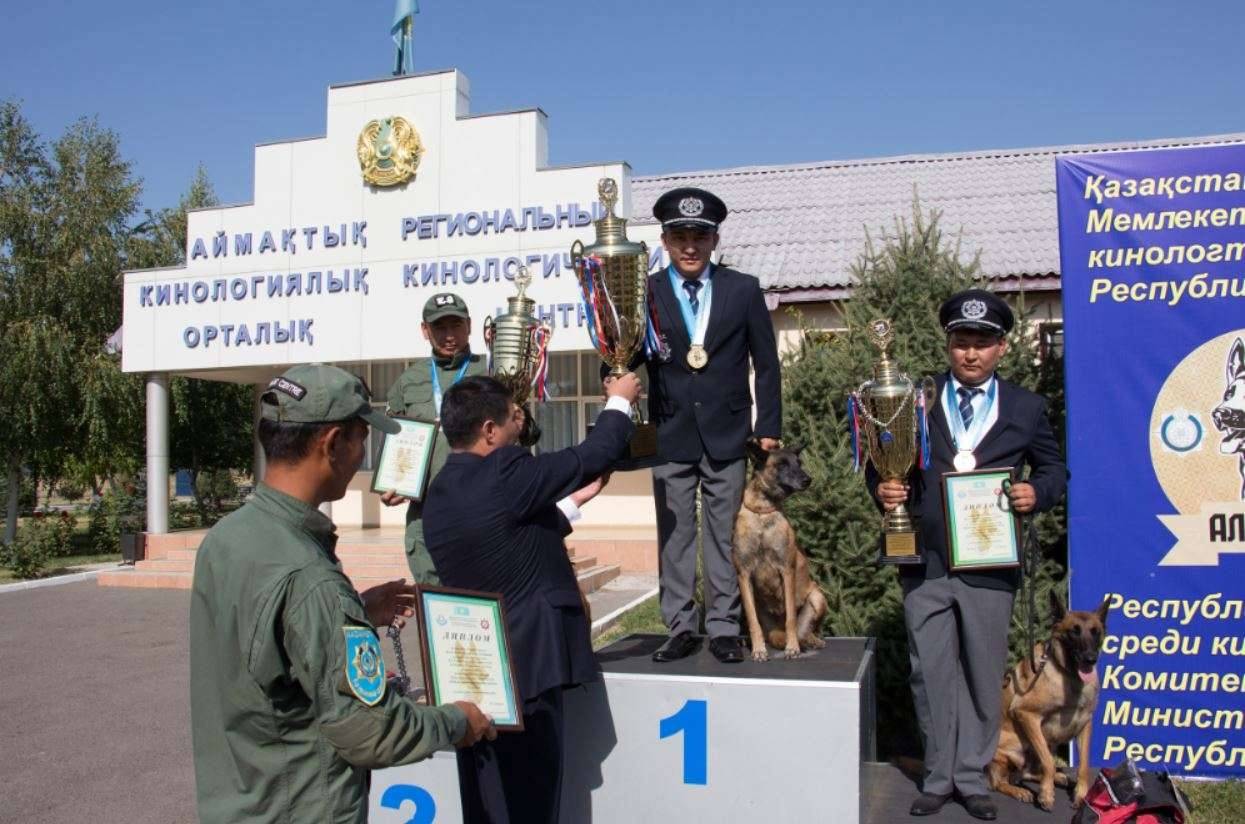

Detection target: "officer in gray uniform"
[190, 364, 493, 824]
[382, 293, 487, 584]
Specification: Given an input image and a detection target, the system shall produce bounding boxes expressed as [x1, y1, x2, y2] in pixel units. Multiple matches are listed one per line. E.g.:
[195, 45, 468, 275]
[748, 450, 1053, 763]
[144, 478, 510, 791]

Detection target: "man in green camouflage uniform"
[190, 364, 493, 824]
[381, 293, 487, 584]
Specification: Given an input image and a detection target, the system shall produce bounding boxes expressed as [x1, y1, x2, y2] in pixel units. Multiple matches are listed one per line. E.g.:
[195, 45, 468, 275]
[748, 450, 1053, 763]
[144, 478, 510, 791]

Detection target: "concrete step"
[97, 569, 193, 590]
[570, 554, 597, 572]
[137, 559, 196, 573]
[575, 564, 620, 595]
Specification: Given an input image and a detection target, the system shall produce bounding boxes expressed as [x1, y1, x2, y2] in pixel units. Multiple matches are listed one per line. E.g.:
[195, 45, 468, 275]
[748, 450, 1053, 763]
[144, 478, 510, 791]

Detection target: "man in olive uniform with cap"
[190, 364, 494, 824]
[381, 292, 487, 584]
[871, 290, 1066, 820]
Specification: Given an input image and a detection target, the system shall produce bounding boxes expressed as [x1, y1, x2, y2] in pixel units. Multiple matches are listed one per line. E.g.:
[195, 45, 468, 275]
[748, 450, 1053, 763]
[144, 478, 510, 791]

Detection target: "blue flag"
[391, 0, 418, 75]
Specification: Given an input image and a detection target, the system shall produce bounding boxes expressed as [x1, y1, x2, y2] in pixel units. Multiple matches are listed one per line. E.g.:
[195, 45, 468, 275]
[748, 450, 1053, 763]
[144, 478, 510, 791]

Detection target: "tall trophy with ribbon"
[571, 178, 663, 469]
[483, 265, 552, 446]
[848, 319, 933, 565]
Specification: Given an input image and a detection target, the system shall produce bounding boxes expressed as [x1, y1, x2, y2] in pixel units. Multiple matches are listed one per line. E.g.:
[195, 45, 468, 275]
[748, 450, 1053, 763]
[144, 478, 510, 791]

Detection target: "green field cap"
[261, 364, 400, 435]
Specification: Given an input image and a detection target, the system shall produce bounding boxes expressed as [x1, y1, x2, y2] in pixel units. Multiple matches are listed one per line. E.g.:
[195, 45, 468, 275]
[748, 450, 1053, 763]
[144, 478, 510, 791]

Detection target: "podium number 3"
[659, 699, 708, 785]
[380, 784, 436, 824]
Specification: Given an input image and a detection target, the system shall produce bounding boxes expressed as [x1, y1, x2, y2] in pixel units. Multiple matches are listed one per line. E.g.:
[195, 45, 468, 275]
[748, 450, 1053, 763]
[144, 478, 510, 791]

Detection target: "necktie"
[683, 279, 703, 315]
[957, 386, 981, 428]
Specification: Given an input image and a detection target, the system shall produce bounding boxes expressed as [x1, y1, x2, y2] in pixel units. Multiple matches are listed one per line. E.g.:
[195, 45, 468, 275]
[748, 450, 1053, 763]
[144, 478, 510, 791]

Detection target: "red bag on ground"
[1072, 758, 1192, 824]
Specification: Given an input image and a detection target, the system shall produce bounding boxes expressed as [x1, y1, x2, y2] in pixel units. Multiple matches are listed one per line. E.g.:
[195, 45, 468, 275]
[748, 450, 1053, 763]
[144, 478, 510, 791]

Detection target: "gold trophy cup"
[850, 319, 930, 565]
[571, 178, 660, 469]
[483, 265, 552, 446]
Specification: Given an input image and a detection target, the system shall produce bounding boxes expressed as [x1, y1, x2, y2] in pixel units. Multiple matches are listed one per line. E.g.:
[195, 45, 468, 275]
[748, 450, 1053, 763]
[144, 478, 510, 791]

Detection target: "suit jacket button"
[694, 401, 702, 408]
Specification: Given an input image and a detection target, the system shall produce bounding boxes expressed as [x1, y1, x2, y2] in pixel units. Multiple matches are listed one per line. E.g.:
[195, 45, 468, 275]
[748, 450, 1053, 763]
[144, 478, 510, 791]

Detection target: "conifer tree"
[779, 200, 1066, 755]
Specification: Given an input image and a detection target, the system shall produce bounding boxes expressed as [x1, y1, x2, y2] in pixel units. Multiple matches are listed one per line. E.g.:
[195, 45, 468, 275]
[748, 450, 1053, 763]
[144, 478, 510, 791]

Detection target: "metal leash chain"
[386, 620, 412, 696]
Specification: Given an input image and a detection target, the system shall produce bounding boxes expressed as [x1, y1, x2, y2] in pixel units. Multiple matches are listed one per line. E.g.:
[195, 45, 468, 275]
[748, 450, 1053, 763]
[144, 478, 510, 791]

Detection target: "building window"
[334, 360, 409, 472]
[1039, 322, 1064, 361]
[333, 353, 638, 465]
[531, 351, 647, 454]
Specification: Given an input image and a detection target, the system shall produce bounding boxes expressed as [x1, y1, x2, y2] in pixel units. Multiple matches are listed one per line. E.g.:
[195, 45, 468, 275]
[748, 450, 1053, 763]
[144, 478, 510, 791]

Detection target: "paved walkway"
[0, 582, 194, 823]
[0, 579, 1074, 824]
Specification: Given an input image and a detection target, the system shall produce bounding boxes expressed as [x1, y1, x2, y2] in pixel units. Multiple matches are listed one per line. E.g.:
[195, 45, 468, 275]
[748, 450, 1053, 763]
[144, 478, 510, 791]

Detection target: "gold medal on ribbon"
[686, 344, 709, 370]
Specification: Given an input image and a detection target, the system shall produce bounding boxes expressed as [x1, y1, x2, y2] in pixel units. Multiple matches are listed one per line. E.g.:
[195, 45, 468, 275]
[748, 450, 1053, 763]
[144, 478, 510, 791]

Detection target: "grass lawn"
[1181, 779, 1245, 823]
[592, 596, 663, 649]
[0, 551, 122, 584]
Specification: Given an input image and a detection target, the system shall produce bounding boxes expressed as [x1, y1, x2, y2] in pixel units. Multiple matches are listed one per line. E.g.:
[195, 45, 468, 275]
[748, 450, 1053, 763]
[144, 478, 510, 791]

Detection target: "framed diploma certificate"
[414, 586, 523, 731]
[370, 417, 437, 501]
[941, 468, 1021, 572]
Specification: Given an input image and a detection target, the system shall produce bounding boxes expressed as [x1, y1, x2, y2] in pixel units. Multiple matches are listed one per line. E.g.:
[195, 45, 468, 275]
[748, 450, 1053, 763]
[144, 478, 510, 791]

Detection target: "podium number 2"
[380, 784, 436, 824]
[659, 699, 707, 785]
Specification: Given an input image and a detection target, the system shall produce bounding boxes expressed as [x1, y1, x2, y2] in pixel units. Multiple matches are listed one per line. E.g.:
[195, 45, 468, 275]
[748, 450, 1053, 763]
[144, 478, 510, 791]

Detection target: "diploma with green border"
[415, 586, 523, 731]
[941, 468, 1022, 572]
[370, 417, 437, 501]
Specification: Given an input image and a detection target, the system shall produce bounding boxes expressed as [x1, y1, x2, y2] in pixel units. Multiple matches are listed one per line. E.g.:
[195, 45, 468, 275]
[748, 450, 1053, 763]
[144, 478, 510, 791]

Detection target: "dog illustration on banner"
[1212, 336, 1245, 498]
[1150, 330, 1245, 566]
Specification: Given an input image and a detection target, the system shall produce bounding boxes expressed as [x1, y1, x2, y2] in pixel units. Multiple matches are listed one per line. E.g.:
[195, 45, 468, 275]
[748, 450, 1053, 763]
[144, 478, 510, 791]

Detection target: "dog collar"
[742, 500, 779, 515]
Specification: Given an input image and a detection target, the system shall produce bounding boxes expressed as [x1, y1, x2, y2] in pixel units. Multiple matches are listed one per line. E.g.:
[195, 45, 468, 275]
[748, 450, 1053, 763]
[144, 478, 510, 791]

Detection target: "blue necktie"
[683, 279, 702, 316]
[957, 386, 981, 428]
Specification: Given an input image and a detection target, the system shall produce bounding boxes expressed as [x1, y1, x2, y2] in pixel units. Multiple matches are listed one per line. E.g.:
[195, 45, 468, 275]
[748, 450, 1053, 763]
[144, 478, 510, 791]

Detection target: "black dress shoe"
[909, 792, 951, 816]
[708, 636, 745, 663]
[652, 631, 700, 662]
[961, 794, 997, 821]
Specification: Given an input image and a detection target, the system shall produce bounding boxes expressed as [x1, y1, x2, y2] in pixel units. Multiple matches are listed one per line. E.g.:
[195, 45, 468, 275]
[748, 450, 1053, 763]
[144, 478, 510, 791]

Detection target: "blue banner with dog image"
[1058, 144, 1245, 779]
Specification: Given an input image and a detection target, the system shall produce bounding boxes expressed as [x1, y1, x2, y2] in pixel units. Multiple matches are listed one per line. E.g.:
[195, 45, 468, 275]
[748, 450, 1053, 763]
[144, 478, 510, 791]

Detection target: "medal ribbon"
[944, 377, 997, 454]
[847, 395, 863, 472]
[668, 264, 713, 347]
[431, 357, 472, 416]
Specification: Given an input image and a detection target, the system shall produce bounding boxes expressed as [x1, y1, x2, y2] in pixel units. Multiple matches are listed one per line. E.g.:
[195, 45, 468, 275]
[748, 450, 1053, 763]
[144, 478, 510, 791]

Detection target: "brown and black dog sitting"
[732, 439, 828, 662]
[988, 591, 1109, 811]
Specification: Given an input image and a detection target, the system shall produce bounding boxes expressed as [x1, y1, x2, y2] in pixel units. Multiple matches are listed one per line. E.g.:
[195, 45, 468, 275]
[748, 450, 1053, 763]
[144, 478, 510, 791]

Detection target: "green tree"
[779, 200, 1066, 757]
[0, 101, 140, 544]
[129, 167, 255, 523]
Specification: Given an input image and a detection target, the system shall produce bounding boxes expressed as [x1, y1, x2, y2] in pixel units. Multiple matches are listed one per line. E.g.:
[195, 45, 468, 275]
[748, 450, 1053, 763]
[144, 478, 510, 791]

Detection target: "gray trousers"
[651, 454, 745, 638]
[902, 575, 1014, 797]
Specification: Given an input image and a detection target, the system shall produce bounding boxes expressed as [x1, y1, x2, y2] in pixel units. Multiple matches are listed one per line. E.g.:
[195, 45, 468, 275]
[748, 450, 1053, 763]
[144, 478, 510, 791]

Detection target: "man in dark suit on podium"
[871, 290, 1066, 820]
[422, 372, 641, 824]
[640, 187, 783, 664]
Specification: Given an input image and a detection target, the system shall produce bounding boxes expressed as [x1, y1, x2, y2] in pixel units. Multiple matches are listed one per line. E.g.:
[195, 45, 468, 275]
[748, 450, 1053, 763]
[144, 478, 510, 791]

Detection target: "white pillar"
[252, 384, 267, 487]
[146, 373, 170, 534]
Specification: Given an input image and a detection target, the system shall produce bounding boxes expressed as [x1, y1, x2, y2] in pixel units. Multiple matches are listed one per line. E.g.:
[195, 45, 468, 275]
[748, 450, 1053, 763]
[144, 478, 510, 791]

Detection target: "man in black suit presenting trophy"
[630, 187, 783, 664]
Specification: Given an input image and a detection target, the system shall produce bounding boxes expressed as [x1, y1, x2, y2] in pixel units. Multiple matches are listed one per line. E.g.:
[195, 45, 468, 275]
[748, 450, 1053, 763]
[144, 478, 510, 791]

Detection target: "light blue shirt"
[667, 263, 712, 338]
[941, 372, 1000, 450]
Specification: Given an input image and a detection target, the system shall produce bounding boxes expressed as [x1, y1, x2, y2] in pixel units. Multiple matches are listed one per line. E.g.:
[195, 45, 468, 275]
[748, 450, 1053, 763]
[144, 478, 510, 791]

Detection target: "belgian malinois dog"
[988, 591, 1110, 810]
[732, 440, 828, 661]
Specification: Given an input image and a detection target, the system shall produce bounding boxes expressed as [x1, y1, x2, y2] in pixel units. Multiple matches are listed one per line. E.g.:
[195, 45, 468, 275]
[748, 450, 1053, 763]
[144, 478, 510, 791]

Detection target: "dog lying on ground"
[731, 439, 827, 661]
[987, 591, 1109, 811]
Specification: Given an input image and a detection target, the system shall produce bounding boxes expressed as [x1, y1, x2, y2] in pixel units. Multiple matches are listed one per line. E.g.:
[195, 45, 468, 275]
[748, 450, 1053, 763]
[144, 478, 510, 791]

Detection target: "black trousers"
[456, 687, 565, 824]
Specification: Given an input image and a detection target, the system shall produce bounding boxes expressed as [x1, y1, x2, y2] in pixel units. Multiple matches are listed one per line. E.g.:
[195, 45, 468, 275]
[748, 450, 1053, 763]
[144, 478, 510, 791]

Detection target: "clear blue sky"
[3, 0, 1242, 214]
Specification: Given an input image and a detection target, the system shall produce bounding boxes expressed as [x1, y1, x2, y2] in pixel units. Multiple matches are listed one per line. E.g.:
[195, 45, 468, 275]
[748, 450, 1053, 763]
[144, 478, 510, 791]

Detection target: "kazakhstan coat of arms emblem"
[356, 116, 423, 187]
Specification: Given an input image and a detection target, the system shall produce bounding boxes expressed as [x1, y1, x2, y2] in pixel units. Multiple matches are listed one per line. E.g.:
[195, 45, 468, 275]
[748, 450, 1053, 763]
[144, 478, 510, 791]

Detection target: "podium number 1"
[659, 699, 707, 785]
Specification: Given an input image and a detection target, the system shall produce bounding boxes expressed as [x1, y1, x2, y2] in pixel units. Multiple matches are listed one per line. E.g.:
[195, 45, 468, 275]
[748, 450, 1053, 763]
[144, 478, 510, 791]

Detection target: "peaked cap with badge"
[653, 186, 728, 231]
[939, 289, 1015, 336]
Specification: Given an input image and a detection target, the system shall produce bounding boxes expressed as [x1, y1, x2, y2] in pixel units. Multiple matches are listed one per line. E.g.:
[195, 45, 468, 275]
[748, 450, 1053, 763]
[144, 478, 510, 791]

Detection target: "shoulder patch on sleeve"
[341, 626, 387, 706]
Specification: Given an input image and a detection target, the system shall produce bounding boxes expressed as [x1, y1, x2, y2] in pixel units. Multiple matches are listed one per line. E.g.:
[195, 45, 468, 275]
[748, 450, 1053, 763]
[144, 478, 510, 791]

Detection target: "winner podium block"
[370, 634, 876, 824]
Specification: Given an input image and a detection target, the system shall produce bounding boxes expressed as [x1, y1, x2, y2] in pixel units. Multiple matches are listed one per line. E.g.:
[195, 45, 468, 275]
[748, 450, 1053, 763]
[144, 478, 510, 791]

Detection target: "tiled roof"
[631, 133, 1245, 296]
